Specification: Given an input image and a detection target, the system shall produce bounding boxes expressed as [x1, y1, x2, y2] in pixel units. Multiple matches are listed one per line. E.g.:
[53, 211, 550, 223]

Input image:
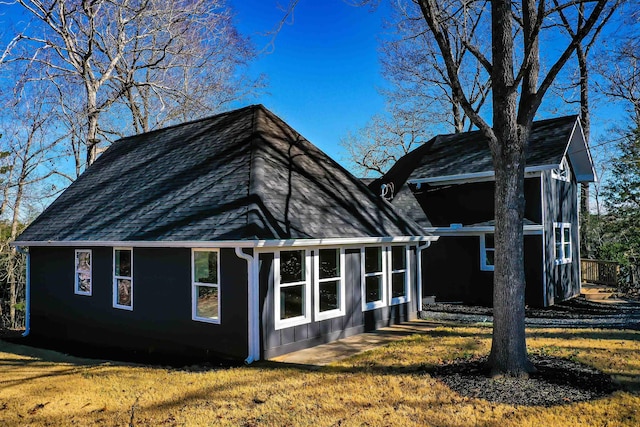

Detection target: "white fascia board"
[424, 225, 543, 236]
[409, 168, 546, 186]
[11, 235, 440, 249]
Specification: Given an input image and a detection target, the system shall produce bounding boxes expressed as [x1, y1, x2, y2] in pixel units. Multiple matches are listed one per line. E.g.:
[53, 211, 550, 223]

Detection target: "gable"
[392, 115, 594, 185]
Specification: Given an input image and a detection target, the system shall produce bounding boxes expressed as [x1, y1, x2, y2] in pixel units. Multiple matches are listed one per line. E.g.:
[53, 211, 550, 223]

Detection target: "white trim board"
[11, 236, 439, 249]
[424, 225, 543, 236]
[409, 168, 547, 187]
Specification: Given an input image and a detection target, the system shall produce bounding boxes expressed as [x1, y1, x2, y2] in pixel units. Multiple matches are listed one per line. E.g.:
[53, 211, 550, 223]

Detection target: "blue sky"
[229, 0, 390, 164]
[0, 0, 626, 176]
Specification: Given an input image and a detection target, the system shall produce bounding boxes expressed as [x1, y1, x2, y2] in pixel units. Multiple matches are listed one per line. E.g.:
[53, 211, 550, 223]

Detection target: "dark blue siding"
[542, 171, 581, 305]
[29, 246, 248, 361]
[422, 235, 545, 307]
[261, 247, 418, 359]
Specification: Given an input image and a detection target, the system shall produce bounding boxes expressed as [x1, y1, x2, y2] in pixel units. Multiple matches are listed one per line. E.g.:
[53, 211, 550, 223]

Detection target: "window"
[480, 234, 495, 271]
[389, 246, 410, 305]
[75, 249, 92, 296]
[314, 248, 345, 320]
[113, 248, 133, 310]
[362, 246, 386, 310]
[192, 249, 220, 323]
[554, 223, 572, 264]
[551, 157, 571, 182]
[275, 249, 311, 329]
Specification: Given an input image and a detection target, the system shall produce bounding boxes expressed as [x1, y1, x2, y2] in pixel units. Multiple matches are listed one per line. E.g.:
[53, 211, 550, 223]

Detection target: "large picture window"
[275, 249, 311, 329]
[389, 246, 410, 305]
[192, 249, 220, 323]
[554, 223, 572, 265]
[362, 246, 386, 310]
[480, 233, 495, 271]
[314, 248, 345, 320]
[75, 249, 92, 296]
[113, 248, 133, 310]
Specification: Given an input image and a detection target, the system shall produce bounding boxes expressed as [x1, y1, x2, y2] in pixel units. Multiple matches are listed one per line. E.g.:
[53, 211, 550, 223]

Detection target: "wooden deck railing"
[581, 259, 619, 287]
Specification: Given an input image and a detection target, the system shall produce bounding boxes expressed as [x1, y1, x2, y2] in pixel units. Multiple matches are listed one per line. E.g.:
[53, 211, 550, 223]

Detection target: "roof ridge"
[113, 104, 261, 145]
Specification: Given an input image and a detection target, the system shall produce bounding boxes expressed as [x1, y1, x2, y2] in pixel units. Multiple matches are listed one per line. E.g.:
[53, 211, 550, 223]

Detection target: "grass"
[0, 323, 639, 426]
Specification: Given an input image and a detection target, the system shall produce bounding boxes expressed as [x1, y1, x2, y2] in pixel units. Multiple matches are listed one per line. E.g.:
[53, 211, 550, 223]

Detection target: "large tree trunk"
[488, 129, 532, 376]
[487, 0, 533, 376]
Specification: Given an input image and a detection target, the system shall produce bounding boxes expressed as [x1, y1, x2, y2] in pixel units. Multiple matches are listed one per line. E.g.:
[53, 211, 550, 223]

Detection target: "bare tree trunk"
[577, 45, 592, 256]
[489, 131, 531, 375]
[486, 0, 533, 376]
[452, 102, 464, 133]
[86, 86, 100, 167]
[7, 179, 24, 329]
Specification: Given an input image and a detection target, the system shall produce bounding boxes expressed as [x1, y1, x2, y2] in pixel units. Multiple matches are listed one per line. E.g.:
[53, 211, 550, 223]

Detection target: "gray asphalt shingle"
[17, 105, 425, 243]
[406, 115, 578, 180]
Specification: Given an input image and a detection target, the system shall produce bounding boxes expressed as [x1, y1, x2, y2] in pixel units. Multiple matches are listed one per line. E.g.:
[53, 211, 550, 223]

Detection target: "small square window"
[365, 275, 383, 303]
[280, 250, 305, 283]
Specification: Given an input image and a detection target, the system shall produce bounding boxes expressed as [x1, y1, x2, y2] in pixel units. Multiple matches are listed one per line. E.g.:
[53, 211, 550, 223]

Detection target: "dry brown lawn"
[0, 324, 639, 426]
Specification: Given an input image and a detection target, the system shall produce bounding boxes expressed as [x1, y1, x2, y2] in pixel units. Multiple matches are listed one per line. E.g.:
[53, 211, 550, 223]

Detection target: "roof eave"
[408, 167, 548, 186]
[10, 235, 439, 249]
[424, 224, 543, 236]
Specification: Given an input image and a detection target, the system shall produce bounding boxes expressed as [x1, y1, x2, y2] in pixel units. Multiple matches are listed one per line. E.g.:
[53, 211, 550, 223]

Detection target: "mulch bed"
[425, 296, 640, 319]
[431, 354, 617, 407]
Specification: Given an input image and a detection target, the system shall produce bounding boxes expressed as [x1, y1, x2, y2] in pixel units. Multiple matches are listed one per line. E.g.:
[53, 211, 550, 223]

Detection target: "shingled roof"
[383, 115, 594, 186]
[369, 115, 594, 226]
[16, 105, 425, 244]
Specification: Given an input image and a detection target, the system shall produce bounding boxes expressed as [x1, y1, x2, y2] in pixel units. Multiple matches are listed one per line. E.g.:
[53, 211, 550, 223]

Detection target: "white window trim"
[361, 246, 387, 311]
[314, 248, 346, 321]
[551, 157, 571, 182]
[389, 245, 411, 306]
[74, 249, 92, 296]
[113, 247, 133, 310]
[480, 234, 495, 272]
[553, 222, 572, 265]
[274, 249, 311, 330]
[192, 248, 221, 324]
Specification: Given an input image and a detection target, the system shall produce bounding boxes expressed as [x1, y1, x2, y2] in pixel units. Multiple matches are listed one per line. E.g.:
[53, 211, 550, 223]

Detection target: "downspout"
[235, 247, 260, 364]
[15, 246, 30, 337]
[416, 241, 432, 313]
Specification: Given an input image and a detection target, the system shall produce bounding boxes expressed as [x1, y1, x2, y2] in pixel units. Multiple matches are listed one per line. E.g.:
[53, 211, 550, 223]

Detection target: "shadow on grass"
[526, 327, 640, 342]
[1, 321, 637, 426]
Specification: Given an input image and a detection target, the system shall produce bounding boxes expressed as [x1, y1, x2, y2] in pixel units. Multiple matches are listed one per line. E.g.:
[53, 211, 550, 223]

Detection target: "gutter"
[235, 247, 260, 364]
[15, 246, 30, 337]
[11, 235, 436, 249]
[416, 241, 432, 312]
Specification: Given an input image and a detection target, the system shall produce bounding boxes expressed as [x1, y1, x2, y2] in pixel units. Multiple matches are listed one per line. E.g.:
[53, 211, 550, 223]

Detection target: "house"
[12, 105, 437, 362]
[369, 115, 595, 307]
